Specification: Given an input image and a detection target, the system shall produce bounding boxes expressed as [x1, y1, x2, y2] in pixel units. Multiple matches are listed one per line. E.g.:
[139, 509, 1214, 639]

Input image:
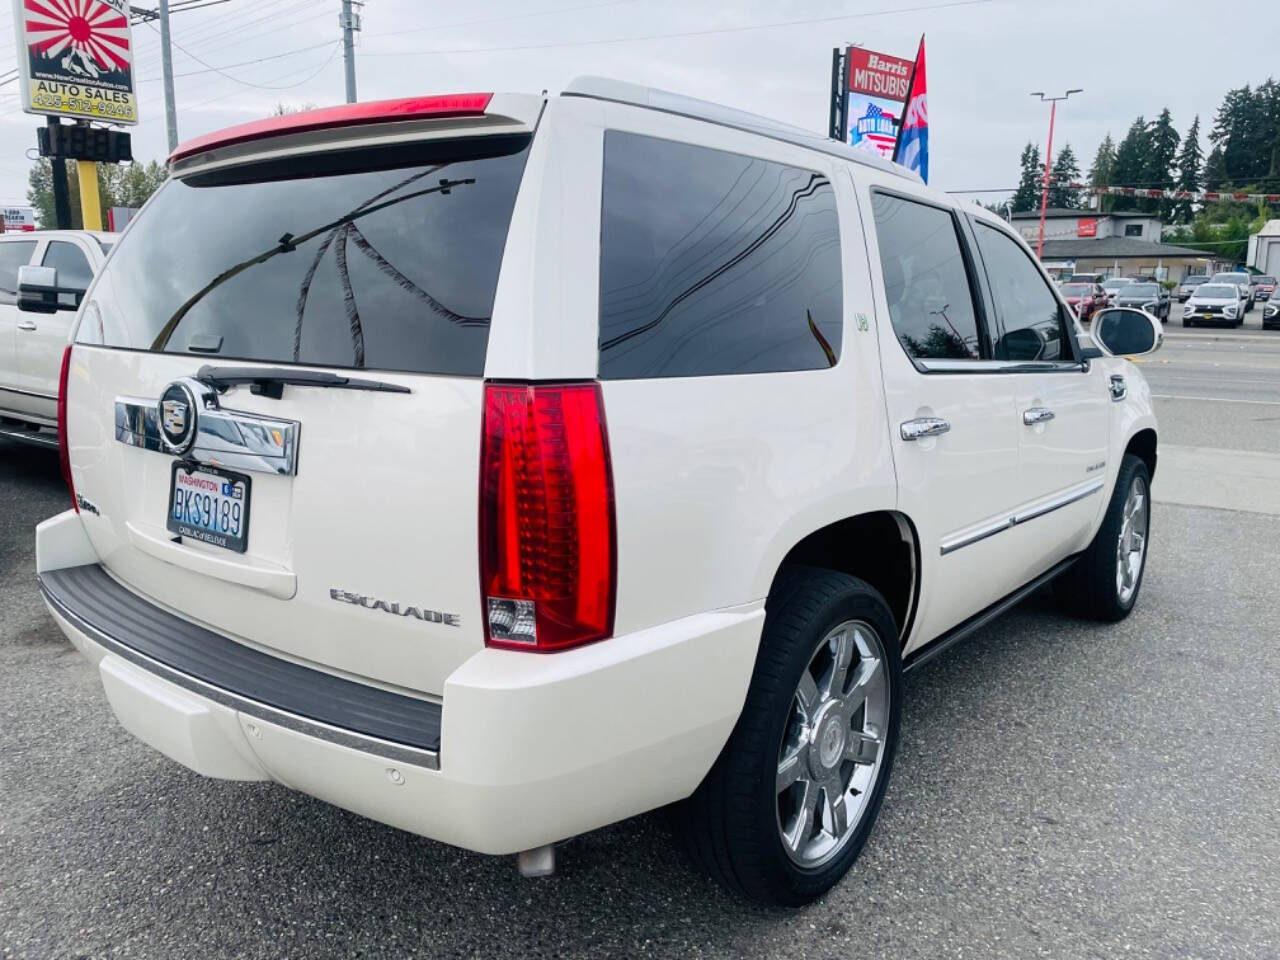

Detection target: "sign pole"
[76, 158, 103, 231]
[47, 118, 73, 230]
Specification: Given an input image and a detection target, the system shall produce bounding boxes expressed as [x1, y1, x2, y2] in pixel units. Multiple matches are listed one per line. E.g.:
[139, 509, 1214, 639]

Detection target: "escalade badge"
[330, 588, 460, 627]
[158, 381, 198, 454]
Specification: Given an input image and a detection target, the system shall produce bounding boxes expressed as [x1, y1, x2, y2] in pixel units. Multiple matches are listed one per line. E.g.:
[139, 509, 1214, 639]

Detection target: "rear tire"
[1055, 454, 1151, 622]
[1181, 319, 1190, 327]
[675, 566, 902, 906]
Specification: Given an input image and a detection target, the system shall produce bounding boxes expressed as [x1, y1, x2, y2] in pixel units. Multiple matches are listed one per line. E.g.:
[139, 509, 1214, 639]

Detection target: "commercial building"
[1012, 208, 1213, 282]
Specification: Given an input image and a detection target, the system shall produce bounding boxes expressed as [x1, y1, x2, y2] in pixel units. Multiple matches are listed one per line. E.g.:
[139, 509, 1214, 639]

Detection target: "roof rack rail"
[562, 76, 920, 183]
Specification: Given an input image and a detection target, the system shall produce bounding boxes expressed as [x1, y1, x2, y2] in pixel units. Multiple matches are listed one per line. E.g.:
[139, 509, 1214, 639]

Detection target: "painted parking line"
[1152, 394, 1280, 406]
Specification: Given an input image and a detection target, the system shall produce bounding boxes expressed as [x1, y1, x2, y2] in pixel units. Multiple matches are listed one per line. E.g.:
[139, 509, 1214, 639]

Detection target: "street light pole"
[340, 0, 361, 104]
[1030, 89, 1083, 259]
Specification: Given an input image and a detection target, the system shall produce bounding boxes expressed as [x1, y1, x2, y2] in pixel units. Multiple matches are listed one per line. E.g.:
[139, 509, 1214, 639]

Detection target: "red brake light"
[480, 383, 616, 652]
[57, 344, 77, 513]
[168, 93, 494, 164]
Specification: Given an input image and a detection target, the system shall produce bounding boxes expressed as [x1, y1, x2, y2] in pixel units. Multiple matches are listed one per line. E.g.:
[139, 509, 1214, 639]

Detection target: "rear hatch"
[64, 98, 540, 697]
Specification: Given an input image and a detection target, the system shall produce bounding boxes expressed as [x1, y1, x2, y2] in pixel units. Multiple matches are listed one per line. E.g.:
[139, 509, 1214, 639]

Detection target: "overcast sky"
[0, 0, 1276, 213]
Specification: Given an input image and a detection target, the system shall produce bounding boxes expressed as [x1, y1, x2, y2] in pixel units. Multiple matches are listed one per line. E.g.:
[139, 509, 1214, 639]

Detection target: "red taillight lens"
[480, 382, 616, 652]
[57, 344, 78, 513]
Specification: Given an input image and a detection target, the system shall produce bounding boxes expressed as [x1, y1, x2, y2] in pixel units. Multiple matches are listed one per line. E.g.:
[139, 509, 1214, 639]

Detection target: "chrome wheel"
[1116, 474, 1149, 606]
[775, 619, 889, 868]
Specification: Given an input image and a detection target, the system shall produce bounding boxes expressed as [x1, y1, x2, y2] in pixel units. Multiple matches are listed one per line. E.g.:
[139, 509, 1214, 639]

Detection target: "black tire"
[675, 566, 902, 906]
[1055, 453, 1151, 622]
[1181, 319, 1190, 327]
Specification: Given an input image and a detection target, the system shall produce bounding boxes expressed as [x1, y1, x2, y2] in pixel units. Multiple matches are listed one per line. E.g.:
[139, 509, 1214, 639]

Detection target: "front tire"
[1055, 454, 1151, 621]
[676, 567, 902, 906]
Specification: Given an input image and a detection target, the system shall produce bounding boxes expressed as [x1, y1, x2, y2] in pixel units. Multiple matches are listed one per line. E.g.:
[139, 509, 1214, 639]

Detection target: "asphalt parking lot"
[3, 337, 1280, 958]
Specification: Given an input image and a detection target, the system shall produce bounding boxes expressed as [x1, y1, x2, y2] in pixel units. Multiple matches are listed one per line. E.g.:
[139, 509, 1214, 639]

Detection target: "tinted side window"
[0, 240, 38, 306]
[870, 193, 983, 360]
[43, 240, 95, 307]
[598, 132, 842, 379]
[972, 222, 1069, 362]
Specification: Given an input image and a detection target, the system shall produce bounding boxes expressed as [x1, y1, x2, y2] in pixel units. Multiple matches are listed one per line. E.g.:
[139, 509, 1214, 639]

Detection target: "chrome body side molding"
[940, 477, 1106, 556]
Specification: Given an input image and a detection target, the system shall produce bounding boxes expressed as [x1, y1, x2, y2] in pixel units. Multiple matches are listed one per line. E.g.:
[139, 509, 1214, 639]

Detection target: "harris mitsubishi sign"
[844, 47, 913, 159]
[10, 0, 138, 124]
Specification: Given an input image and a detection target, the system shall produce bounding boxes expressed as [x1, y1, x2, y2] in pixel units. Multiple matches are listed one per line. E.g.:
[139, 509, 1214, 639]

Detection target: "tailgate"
[65, 124, 535, 697]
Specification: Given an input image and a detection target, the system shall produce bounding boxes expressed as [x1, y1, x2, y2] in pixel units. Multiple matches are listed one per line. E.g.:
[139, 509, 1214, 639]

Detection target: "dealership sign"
[844, 47, 913, 159]
[10, 0, 137, 124]
[2, 206, 37, 231]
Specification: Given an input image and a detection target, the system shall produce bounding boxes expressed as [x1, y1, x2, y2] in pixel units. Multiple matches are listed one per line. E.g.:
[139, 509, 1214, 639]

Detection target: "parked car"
[1112, 281, 1170, 322]
[1254, 275, 1275, 301]
[1101, 276, 1137, 304]
[1176, 274, 1209, 301]
[1183, 282, 1247, 327]
[1066, 272, 1104, 284]
[1263, 300, 1279, 330]
[1211, 271, 1256, 311]
[0, 230, 117, 448]
[1059, 281, 1109, 321]
[35, 81, 1161, 907]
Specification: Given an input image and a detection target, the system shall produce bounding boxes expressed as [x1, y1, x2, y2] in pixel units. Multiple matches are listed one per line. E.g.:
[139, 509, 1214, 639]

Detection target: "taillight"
[57, 344, 78, 513]
[480, 382, 616, 652]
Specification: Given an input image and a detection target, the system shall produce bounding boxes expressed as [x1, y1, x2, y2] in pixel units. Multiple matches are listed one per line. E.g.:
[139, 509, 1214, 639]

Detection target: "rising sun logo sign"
[12, 0, 138, 124]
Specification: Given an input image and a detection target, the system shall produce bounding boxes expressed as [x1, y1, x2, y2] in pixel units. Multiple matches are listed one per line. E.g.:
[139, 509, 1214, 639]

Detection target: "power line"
[147, 21, 337, 91]
[360, 0, 648, 41]
[360, 0, 992, 57]
[134, 39, 337, 83]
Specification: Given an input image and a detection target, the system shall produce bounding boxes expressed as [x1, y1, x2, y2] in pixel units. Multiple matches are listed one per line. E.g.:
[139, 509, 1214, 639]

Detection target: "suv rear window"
[77, 137, 531, 377]
[598, 132, 842, 379]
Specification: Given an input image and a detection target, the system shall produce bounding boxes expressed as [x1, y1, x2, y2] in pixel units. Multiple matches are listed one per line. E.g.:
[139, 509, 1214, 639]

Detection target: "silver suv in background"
[1210, 271, 1256, 311]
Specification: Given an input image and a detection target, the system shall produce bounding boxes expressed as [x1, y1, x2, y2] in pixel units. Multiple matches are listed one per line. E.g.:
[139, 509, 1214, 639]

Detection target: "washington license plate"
[167, 464, 250, 553]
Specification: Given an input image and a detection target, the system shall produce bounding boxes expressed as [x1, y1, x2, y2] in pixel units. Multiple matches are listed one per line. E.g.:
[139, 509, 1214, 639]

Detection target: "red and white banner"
[1067, 183, 1280, 204]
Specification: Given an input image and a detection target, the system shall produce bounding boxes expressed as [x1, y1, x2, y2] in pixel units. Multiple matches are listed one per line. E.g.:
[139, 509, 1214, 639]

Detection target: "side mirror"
[1091, 307, 1163, 358]
[17, 265, 63, 314]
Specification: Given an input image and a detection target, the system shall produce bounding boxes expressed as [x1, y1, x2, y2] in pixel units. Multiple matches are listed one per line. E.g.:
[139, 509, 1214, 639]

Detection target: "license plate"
[167, 463, 251, 553]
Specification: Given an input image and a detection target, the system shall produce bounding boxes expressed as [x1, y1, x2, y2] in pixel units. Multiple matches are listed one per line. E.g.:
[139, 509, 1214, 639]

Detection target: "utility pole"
[158, 0, 179, 152]
[340, 0, 361, 104]
[1030, 89, 1083, 259]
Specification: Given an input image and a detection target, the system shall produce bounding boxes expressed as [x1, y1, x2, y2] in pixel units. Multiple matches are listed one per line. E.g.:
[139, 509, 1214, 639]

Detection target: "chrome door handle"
[900, 417, 951, 441]
[16, 320, 37, 331]
[1023, 407, 1055, 425]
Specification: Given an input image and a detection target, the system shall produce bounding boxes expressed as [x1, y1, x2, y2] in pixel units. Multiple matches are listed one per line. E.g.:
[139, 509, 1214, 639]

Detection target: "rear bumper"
[37, 513, 762, 855]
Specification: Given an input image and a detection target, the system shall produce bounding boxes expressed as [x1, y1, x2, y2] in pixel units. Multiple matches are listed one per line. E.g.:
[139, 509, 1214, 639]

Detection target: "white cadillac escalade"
[35, 80, 1160, 906]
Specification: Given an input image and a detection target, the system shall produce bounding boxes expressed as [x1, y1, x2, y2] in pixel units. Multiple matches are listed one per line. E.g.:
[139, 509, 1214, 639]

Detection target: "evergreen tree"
[1173, 114, 1203, 222]
[1203, 146, 1228, 189]
[1047, 143, 1083, 209]
[1089, 134, 1117, 212]
[1146, 108, 1180, 221]
[1113, 116, 1153, 211]
[1010, 142, 1042, 213]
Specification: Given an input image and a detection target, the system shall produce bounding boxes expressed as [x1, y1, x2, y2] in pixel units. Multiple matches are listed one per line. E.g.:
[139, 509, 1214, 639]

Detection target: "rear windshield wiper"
[196, 364, 410, 399]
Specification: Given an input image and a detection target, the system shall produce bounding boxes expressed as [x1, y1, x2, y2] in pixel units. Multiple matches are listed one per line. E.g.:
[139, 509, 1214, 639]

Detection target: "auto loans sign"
[10, 0, 138, 124]
[845, 47, 913, 159]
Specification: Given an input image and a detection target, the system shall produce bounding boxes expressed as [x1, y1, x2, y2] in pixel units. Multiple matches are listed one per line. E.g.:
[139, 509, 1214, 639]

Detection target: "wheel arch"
[767, 511, 920, 646]
[1125, 427, 1157, 482]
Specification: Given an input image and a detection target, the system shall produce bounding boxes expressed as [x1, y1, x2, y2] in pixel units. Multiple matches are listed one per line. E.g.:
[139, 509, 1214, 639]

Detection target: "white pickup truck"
[0, 229, 116, 447]
[35, 81, 1161, 906]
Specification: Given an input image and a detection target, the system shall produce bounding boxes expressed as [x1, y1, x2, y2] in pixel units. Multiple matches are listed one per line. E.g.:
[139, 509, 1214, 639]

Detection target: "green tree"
[1113, 116, 1153, 210]
[1088, 134, 1117, 211]
[1173, 114, 1203, 223]
[27, 158, 167, 229]
[1203, 146, 1228, 189]
[1011, 142, 1042, 213]
[1145, 108, 1180, 220]
[1047, 143, 1083, 209]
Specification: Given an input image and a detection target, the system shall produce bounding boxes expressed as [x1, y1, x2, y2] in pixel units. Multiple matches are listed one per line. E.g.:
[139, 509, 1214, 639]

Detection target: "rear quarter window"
[77, 136, 531, 377]
[597, 132, 842, 379]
